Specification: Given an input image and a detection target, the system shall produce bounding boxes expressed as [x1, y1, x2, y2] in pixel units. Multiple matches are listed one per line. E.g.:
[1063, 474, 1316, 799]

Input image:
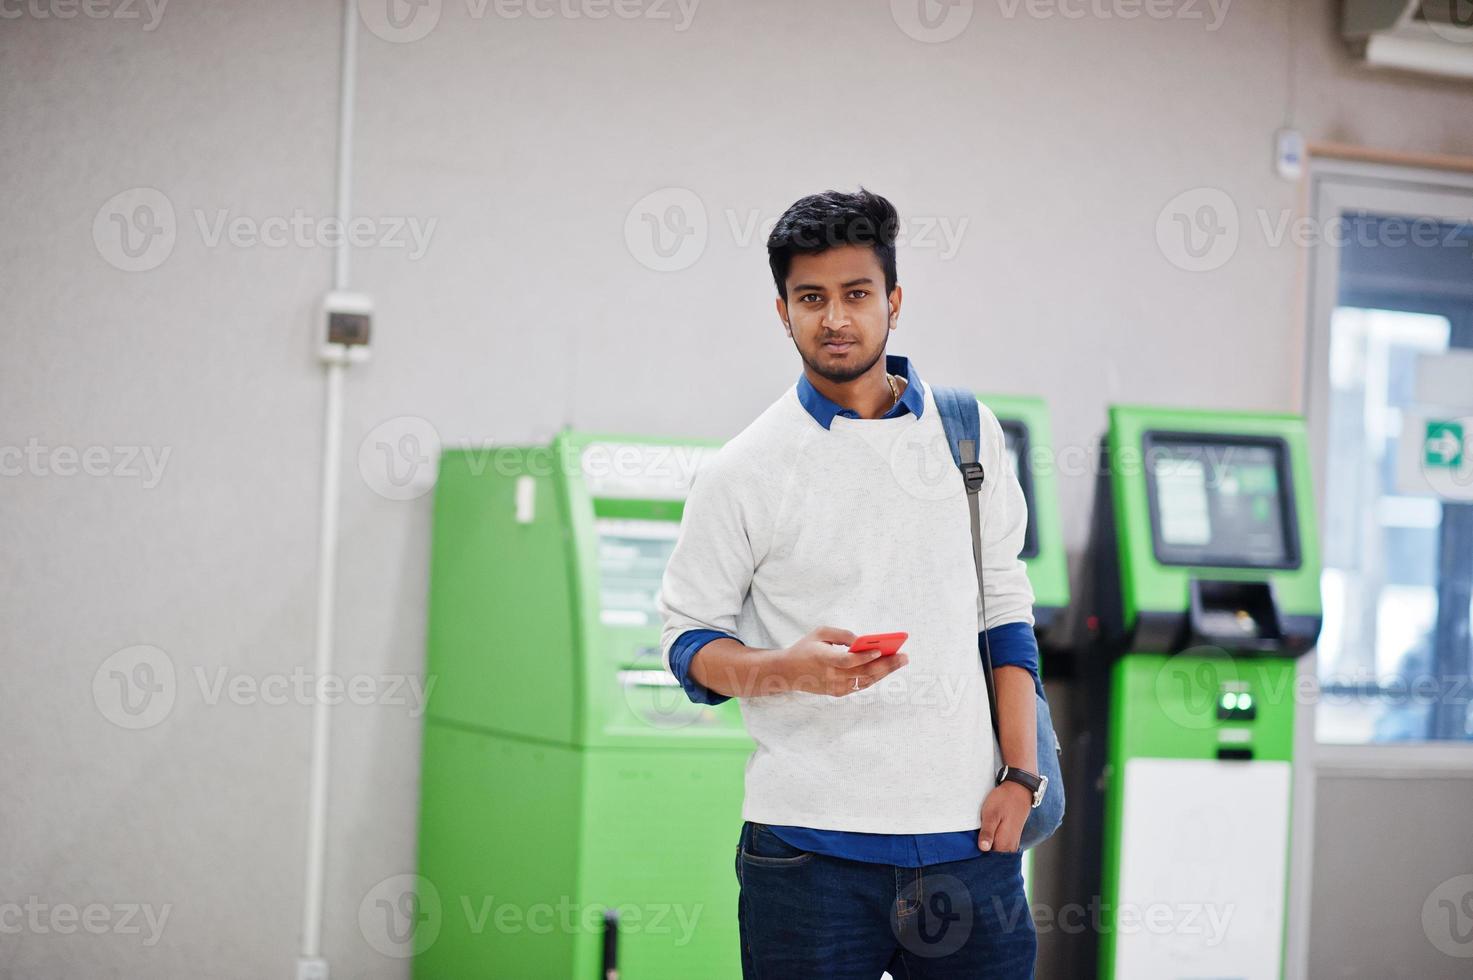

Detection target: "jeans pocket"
[740, 822, 814, 867]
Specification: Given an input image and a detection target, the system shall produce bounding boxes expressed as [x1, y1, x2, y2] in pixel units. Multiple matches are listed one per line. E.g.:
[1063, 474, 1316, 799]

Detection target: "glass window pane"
[1316, 307, 1457, 744]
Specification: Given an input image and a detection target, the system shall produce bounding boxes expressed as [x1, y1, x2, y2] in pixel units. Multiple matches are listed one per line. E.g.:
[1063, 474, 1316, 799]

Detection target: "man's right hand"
[780, 626, 911, 697]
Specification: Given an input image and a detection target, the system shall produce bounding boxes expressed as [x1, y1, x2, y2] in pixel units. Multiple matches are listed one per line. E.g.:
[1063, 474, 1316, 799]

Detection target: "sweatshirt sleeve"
[981, 623, 1043, 697]
[975, 400, 1037, 632]
[657, 454, 758, 704]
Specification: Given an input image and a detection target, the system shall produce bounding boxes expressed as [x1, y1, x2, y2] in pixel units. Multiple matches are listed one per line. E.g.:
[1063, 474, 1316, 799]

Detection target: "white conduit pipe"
[300, 0, 358, 968]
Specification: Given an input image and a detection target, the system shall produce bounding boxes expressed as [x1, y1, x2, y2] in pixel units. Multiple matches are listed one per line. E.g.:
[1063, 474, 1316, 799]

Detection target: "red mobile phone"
[848, 632, 909, 656]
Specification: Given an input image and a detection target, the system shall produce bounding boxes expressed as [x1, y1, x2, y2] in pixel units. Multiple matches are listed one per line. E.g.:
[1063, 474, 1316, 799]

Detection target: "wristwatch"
[996, 765, 1048, 809]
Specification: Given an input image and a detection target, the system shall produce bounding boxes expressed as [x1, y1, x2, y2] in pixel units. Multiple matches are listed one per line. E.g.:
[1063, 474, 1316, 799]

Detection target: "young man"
[658, 188, 1042, 978]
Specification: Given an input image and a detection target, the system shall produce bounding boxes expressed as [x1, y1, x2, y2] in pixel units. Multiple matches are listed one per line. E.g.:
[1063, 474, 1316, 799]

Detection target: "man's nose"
[821, 302, 850, 328]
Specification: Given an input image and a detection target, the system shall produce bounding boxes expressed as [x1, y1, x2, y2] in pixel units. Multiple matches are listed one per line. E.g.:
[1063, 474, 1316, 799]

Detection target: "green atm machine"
[982, 395, 1071, 642]
[979, 394, 1071, 900]
[1077, 406, 1321, 980]
[414, 431, 753, 979]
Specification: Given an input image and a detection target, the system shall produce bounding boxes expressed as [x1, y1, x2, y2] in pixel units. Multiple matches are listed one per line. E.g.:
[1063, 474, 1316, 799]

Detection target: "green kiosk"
[414, 431, 752, 979]
[983, 394, 1071, 646]
[1076, 406, 1321, 980]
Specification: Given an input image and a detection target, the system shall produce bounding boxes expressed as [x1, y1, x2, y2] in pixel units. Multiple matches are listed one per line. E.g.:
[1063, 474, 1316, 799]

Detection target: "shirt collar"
[796, 354, 926, 430]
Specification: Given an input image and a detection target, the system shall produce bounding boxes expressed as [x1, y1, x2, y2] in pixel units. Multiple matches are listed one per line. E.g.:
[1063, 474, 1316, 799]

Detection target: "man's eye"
[848, 290, 868, 300]
[800, 294, 821, 303]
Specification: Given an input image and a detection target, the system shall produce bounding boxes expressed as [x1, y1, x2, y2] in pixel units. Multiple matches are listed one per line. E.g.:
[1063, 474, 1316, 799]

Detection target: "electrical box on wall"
[320, 291, 372, 364]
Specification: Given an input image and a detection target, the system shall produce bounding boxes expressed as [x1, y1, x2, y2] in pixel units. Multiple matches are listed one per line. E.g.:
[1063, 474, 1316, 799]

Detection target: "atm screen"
[1143, 434, 1299, 569]
[595, 518, 680, 627]
[998, 420, 1040, 560]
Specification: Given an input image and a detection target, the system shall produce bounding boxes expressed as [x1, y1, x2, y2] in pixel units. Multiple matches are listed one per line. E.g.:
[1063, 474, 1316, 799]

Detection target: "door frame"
[1288, 155, 1473, 980]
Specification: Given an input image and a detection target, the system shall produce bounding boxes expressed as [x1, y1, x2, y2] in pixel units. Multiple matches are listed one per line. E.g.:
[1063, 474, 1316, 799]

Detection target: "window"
[1306, 178, 1473, 745]
[1317, 307, 1455, 742]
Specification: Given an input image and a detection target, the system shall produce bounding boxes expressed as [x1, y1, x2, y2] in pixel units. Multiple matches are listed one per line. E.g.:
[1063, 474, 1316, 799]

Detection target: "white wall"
[3, 1, 1472, 976]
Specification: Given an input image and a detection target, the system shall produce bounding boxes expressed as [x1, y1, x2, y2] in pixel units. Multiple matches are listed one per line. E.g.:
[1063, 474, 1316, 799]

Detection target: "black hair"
[766, 187, 900, 300]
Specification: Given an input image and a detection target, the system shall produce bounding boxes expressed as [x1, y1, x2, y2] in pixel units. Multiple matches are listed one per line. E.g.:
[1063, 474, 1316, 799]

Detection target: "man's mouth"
[821, 339, 855, 354]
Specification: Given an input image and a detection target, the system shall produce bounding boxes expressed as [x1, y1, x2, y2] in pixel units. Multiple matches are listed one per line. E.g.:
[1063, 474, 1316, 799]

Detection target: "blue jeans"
[735, 821, 1037, 979]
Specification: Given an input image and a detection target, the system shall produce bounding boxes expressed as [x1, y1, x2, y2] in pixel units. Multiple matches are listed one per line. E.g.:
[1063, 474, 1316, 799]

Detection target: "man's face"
[777, 244, 901, 384]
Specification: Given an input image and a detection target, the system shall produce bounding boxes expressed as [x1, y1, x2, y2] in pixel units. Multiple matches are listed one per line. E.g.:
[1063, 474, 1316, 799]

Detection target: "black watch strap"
[996, 765, 1042, 796]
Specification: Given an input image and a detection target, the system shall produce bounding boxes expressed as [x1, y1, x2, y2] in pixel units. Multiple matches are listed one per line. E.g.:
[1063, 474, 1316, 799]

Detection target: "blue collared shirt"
[667, 355, 1041, 867]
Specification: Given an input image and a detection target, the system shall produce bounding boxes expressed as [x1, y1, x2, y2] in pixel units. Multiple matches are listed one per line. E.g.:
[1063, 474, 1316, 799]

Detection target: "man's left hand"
[978, 780, 1032, 853]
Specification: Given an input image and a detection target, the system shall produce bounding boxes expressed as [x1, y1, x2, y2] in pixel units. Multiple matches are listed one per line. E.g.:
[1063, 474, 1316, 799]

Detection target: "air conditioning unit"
[1344, 0, 1473, 79]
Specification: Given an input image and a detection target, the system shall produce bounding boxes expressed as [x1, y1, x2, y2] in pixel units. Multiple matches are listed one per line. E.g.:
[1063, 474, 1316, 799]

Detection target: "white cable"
[302, 357, 345, 961]
[332, 0, 356, 294]
[300, 0, 359, 966]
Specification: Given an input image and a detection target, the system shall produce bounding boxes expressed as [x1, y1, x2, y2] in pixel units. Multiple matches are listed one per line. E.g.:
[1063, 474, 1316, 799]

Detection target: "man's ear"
[775, 296, 792, 337]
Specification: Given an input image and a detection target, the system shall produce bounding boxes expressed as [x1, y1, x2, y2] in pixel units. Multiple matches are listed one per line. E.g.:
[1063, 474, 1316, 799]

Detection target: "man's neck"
[804, 364, 904, 420]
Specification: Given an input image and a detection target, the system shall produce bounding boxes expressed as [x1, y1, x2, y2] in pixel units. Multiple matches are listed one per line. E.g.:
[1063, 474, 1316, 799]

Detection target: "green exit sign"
[1425, 421, 1465, 469]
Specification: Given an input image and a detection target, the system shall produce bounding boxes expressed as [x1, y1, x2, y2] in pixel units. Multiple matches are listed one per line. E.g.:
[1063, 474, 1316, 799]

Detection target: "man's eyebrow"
[791, 277, 876, 292]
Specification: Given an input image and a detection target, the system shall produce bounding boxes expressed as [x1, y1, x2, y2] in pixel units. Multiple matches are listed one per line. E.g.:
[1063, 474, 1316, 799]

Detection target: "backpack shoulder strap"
[931, 386, 1003, 755]
[932, 385, 982, 474]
